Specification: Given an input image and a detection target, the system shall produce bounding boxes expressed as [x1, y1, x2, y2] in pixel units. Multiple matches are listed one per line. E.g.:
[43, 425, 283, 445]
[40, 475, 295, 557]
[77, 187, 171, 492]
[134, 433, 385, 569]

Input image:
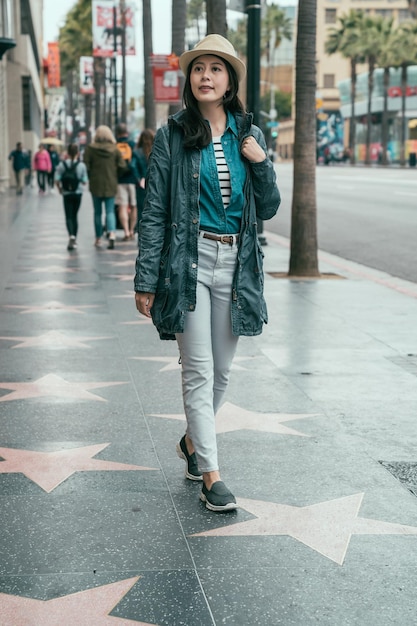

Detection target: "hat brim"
[179, 49, 246, 83]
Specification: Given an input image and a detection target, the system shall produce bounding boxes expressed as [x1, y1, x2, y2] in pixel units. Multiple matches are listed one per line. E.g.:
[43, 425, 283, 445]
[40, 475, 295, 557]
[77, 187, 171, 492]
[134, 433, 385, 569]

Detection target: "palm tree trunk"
[142, 0, 155, 130]
[400, 63, 407, 167]
[169, 0, 187, 116]
[349, 58, 357, 165]
[289, 0, 319, 277]
[381, 66, 389, 166]
[206, 0, 227, 36]
[365, 59, 375, 165]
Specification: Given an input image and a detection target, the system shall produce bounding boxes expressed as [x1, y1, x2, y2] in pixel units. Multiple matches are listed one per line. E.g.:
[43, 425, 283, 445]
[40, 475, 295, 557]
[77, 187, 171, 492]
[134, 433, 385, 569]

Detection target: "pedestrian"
[134, 34, 281, 512]
[47, 145, 61, 191]
[133, 128, 155, 235]
[8, 142, 29, 195]
[55, 143, 88, 251]
[115, 122, 140, 241]
[33, 144, 52, 194]
[84, 125, 127, 249]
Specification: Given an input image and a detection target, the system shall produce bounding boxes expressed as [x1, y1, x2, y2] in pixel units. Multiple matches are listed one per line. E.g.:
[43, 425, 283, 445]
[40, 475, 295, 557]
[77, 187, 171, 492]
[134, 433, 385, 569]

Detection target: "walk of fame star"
[4, 302, 99, 314]
[191, 492, 417, 565]
[0, 330, 112, 349]
[0, 443, 157, 491]
[0, 373, 127, 402]
[151, 401, 319, 436]
[130, 356, 261, 372]
[0, 576, 158, 625]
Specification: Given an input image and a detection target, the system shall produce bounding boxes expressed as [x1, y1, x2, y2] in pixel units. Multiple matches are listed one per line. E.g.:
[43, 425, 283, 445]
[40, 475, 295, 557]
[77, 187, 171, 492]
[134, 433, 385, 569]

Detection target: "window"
[325, 8, 337, 24]
[398, 9, 411, 21]
[323, 74, 335, 89]
[22, 76, 32, 131]
[375, 9, 392, 17]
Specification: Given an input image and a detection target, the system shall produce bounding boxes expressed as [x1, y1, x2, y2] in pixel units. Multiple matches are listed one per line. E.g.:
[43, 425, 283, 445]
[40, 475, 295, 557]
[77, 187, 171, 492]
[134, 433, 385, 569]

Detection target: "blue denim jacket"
[199, 112, 246, 234]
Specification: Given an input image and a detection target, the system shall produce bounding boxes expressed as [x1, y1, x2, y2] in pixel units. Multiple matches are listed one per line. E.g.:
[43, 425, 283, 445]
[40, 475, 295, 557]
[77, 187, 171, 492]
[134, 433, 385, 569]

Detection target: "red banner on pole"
[150, 54, 181, 103]
[47, 42, 61, 88]
[92, 1, 136, 58]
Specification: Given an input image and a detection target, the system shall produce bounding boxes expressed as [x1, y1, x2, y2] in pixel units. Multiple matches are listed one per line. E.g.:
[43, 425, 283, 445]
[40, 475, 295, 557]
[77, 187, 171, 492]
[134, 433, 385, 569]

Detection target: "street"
[269, 162, 417, 284]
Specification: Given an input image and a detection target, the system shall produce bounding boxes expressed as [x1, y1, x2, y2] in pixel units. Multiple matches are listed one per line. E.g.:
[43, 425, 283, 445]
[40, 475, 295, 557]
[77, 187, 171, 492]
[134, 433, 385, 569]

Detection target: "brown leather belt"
[200, 232, 239, 245]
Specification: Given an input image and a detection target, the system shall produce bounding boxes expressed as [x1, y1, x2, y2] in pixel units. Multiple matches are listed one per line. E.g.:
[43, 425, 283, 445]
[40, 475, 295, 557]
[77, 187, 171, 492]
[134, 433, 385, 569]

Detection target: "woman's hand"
[241, 136, 266, 163]
[135, 292, 155, 318]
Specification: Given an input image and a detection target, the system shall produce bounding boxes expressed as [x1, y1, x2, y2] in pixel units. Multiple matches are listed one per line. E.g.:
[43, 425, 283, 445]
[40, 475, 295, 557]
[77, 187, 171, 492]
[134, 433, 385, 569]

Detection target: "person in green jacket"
[134, 35, 281, 512]
[84, 125, 127, 249]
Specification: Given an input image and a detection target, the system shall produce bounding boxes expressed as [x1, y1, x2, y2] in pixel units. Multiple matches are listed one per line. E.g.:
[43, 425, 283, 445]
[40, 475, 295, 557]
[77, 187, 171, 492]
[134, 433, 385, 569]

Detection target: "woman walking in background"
[33, 144, 52, 194]
[55, 143, 88, 251]
[84, 125, 127, 249]
[134, 35, 280, 512]
[133, 128, 155, 234]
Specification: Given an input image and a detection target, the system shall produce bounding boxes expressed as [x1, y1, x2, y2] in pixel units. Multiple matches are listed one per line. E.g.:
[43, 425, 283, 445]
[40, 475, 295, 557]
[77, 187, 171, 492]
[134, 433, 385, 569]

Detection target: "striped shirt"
[212, 136, 231, 208]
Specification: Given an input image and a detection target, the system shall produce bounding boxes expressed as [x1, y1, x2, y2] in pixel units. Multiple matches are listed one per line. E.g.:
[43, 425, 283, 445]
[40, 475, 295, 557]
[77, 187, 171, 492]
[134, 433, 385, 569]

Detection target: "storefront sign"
[47, 42, 61, 88]
[150, 54, 181, 103]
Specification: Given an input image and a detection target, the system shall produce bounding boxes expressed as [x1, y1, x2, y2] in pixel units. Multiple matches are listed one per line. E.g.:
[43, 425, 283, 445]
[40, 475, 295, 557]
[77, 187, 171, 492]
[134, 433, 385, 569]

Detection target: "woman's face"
[190, 55, 230, 107]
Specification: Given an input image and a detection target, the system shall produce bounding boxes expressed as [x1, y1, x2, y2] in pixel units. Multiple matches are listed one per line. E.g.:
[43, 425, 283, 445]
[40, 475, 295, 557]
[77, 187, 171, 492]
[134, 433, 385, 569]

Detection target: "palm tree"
[58, 0, 93, 141]
[378, 22, 398, 166]
[188, 0, 205, 40]
[142, 0, 156, 129]
[325, 10, 364, 165]
[169, 0, 187, 116]
[262, 4, 292, 91]
[389, 21, 417, 166]
[357, 14, 389, 165]
[289, 0, 320, 277]
[206, 0, 227, 36]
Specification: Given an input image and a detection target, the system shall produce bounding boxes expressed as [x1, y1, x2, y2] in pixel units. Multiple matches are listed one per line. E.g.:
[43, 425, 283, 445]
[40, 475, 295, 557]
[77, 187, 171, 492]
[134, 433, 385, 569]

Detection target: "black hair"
[181, 56, 246, 149]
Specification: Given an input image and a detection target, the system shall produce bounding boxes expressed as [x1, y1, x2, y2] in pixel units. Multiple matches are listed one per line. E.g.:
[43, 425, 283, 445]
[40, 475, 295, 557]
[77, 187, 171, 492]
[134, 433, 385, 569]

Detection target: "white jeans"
[176, 235, 239, 473]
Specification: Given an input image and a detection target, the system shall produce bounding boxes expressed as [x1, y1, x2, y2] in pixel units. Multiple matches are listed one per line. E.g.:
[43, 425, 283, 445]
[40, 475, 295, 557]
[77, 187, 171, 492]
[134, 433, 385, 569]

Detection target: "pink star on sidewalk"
[0, 373, 127, 402]
[152, 401, 319, 436]
[0, 576, 156, 624]
[191, 492, 417, 565]
[0, 331, 112, 349]
[0, 443, 157, 492]
[4, 302, 99, 314]
[14, 281, 93, 290]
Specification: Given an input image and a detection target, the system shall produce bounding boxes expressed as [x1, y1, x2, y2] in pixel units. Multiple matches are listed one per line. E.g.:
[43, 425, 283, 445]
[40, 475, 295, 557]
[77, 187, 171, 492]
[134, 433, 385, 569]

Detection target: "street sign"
[266, 121, 279, 128]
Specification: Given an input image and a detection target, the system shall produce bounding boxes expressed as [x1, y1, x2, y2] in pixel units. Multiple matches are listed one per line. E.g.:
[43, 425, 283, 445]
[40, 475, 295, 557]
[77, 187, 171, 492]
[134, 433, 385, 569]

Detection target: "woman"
[134, 35, 281, 512]
[84, 125, 127, 249]
[133, 128, 155, 234]
[55, 143, 88, 250]
[33, 144, 52, 194]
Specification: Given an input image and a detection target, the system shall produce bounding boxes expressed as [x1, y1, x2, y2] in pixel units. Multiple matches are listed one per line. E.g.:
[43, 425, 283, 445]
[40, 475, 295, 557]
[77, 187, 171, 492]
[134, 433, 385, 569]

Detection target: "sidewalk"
[1, 187, 417, 625]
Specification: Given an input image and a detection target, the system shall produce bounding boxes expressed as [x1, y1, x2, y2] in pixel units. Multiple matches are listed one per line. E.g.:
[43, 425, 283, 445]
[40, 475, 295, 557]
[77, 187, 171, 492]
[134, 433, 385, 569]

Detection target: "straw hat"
[179, 34, 246, 83]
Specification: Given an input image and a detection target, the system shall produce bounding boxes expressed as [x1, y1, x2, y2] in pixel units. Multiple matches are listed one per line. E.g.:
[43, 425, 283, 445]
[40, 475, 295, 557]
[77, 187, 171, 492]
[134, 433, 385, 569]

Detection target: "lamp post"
[245, 0, 266, 244]
[112, 4, 118, 128]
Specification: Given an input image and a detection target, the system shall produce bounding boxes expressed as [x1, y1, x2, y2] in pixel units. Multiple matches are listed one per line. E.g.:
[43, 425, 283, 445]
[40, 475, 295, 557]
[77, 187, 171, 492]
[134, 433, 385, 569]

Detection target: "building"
[277, 0, 412, 162]
[0, 0, 44, 192]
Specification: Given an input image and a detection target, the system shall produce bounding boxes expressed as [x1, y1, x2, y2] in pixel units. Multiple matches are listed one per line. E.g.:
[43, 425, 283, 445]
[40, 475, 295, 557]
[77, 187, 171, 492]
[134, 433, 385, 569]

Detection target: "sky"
[43, 0, 173, 56]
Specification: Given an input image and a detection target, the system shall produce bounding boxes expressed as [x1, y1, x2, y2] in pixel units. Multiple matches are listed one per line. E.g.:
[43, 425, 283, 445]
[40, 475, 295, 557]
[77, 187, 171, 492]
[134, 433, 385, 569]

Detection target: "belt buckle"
[220, 235, 231, 244]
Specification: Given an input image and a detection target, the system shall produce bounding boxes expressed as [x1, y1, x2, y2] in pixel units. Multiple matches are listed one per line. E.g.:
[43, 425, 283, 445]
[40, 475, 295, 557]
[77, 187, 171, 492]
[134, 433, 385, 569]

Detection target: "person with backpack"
[84, 125, 127, 249]
[55, 144, 88, 250]
[115, 123, 140, 241]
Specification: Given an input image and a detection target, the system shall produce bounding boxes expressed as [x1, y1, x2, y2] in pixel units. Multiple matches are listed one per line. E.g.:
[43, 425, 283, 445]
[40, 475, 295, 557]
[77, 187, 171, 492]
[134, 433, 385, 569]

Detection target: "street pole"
[113, 5, 118, 130]
[120, 0, 127, 123]
[245, 1, 266, 244]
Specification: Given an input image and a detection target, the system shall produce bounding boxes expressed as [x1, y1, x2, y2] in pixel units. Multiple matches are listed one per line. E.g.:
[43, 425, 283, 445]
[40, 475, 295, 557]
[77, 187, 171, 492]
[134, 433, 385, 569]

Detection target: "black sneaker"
[176, 435, 203, 481]
[67, 236, 77, 251]
[200, 481, 238, 512]
[107, 238, 115, 249]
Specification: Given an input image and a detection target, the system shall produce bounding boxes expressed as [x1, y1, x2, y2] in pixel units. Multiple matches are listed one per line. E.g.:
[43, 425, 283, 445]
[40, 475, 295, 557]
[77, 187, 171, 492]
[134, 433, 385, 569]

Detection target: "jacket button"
[189, 304, 195, 311]
[193, 173, 198, 179]
[191, 263, 197, 269]
[192, 218, 198, 224]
